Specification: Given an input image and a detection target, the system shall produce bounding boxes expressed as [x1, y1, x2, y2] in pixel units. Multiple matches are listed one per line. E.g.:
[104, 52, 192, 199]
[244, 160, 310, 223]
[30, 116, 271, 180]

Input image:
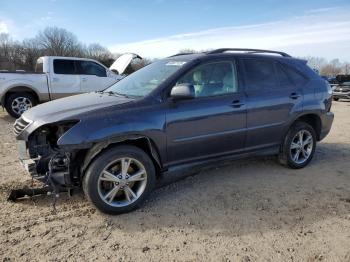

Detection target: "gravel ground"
[0, 102, 349, 262]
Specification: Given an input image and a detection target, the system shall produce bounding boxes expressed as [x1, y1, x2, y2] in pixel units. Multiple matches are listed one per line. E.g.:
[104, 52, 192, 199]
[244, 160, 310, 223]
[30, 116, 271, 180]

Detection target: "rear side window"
[275, 63, 308, 88]
[78, 61, 107, 77]
[242, 59, 278, 90]
[53, 59, 76, 74]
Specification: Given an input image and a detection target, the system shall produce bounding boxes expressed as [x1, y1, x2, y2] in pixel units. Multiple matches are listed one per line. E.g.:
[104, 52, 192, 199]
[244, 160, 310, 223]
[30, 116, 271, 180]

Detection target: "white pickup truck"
[0, 53, 140, 118]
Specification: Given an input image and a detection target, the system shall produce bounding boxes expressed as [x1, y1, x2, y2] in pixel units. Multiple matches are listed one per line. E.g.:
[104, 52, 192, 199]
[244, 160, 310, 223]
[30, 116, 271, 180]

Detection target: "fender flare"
[80, 135, 162, 176]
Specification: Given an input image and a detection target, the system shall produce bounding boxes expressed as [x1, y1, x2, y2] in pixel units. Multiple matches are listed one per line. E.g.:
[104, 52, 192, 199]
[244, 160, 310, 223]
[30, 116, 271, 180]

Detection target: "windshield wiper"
[103, 90, 135, 98]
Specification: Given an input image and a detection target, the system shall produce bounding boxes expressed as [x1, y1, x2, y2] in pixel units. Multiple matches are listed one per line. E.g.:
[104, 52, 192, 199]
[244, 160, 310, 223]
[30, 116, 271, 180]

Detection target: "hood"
[22, 92, 133, 123]
[109, 53, 142, 75]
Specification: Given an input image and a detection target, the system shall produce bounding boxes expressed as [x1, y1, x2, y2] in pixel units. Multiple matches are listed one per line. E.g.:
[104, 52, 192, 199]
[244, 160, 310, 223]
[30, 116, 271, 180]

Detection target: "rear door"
[165, 59, 247, 165]
[50, 59, 81, 99]
[241, 58, 304, 151]
[77, 60, 116, 92]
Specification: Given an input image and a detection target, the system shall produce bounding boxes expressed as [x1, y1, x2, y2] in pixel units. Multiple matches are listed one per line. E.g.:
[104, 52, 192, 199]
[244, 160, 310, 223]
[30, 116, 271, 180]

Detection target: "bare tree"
[85, 43, 114, 66]
[0, 33, 12, 57]
[22, 39, 43, 70]
[35, 27, 84, 57]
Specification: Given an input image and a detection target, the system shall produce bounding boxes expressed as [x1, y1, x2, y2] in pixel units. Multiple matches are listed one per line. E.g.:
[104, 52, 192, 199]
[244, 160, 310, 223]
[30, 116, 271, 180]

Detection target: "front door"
[165, 60, 247, 166]
[77, 60, 117, 92]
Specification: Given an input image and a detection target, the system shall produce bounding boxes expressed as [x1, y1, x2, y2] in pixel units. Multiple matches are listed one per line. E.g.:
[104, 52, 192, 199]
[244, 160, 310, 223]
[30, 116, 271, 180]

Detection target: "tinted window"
[53, 60, 76, 74]
[177, 61, 238, 97]
[243, 59, 278, 90]
[78, 61, 107, 77]
[275, 63, 295, 88]
[281, 64, 307, 86]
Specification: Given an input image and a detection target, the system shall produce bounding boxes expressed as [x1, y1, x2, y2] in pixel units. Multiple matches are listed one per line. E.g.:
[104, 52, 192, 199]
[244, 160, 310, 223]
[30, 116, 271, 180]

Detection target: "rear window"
[242, 59, 278, 90]
[35, 58, 44, 73]
[53, 59, 76, 74]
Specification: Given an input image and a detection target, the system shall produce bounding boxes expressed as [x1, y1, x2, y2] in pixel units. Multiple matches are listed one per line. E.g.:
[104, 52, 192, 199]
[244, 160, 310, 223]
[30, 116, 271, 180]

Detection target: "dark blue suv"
[15, 48, 334, 214]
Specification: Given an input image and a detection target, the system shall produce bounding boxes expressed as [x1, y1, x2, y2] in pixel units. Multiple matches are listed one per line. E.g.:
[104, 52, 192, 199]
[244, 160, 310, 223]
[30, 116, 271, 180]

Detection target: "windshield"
[105, 60, 187, 97]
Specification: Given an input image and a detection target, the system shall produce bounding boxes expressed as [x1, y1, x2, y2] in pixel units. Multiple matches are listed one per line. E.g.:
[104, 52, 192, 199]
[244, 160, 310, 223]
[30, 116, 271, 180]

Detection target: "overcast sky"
[1, 0, 349, 60]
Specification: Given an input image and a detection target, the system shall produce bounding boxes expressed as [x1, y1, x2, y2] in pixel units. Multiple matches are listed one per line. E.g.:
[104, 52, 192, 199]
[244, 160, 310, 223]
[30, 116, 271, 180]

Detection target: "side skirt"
[157, 146, 279, 187]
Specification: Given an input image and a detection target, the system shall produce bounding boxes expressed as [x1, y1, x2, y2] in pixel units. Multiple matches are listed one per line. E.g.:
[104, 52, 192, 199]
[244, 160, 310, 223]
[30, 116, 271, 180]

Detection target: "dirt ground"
[0, 102, 349, 262]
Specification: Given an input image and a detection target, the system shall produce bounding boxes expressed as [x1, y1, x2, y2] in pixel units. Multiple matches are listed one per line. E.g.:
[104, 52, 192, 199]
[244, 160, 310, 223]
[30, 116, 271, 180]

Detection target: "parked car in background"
[0, 53, 141, 118]
[332, 74, 350, 101]
[14, 48, 334, 214]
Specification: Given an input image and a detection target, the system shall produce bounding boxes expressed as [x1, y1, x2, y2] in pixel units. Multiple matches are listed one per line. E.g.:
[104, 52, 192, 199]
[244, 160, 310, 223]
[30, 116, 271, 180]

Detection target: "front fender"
[56, 106, 167, 165]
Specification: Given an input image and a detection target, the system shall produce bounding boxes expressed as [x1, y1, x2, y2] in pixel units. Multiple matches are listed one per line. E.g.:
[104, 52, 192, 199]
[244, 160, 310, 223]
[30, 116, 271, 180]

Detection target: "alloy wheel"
[290, 129, 314, 164]
[97, 157, 147, 207]
[11, 97, 33, 115]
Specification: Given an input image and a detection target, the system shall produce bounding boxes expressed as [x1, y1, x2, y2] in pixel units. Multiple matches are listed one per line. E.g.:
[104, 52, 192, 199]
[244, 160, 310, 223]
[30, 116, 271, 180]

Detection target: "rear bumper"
[319, 112, 334, 141]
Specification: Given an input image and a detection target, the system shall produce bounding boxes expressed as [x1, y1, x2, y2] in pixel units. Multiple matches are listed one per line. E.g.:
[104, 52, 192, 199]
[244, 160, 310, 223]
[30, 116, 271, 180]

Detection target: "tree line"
[0, 27, 149, 72]
[1, 28, 349, 77]
[302, 56, 350, 77]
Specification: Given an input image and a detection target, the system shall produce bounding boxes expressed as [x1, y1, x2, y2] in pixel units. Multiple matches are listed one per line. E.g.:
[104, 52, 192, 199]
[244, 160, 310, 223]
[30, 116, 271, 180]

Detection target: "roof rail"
[168, 52, 196, 58]
[207, 48, 291, 57]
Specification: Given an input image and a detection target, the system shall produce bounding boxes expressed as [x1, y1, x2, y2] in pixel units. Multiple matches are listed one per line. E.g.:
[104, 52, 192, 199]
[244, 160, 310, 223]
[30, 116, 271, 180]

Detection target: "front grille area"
[13, 117, 30, 135]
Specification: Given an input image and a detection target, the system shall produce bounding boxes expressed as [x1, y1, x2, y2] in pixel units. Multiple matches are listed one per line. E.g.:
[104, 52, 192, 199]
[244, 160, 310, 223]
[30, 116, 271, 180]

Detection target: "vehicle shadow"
[6, 141, 350, 237]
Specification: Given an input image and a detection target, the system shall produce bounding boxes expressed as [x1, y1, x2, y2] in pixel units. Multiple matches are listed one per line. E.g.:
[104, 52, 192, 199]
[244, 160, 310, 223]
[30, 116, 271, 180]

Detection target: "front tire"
[333, 97, 339, 101]
[5, 92, 37, 118]
[83, 145, 156, 215]
[279, 122, 316, 169]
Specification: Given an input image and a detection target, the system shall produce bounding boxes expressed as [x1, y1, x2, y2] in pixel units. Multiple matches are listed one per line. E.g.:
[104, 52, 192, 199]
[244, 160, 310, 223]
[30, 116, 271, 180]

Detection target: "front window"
[78, 61, 107, 77]
[176, 61, 238, 97]
[106, 60, 187, 97]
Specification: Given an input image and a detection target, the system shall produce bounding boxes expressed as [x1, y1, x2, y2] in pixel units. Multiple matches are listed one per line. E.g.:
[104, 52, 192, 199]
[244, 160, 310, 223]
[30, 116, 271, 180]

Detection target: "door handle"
[231, 100, 244, 108]
[52, 77, 59, 82]
[289, 93, 301, 99]
[82, 77, 87, 82]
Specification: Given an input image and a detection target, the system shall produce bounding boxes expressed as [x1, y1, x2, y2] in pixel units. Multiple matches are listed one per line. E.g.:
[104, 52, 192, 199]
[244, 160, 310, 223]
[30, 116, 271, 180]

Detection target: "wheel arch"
[79, 135, 163, 181]
[289, 113, 322, 141]
[1, 86, 40, 106]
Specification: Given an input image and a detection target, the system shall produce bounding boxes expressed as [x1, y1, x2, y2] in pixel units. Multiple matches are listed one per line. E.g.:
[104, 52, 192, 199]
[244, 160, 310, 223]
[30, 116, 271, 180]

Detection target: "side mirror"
[170, 84, 195, 101]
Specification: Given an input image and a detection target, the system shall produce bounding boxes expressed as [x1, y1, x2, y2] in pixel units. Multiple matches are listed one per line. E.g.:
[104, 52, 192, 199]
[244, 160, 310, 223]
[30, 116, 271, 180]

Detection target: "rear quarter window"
[276, 63, 308, 86]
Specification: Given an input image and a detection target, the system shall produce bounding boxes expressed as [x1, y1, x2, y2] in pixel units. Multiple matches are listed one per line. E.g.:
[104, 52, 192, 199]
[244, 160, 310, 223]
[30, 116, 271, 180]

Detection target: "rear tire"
[83, 145, 156, 215]
[278, 121, 316, 169]
[5, 92, 37, 118]
[333, 97, 339, 101]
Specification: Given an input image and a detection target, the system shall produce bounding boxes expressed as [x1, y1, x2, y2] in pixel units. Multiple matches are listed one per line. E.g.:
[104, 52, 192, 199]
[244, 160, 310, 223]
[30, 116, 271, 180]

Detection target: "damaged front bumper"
[18, 139, 73, 187]
[15, 117, 81, 189]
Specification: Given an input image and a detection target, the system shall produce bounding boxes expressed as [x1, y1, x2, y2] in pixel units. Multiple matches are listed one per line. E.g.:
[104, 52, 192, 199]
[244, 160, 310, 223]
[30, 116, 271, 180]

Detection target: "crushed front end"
[14, 116, 81, 189]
